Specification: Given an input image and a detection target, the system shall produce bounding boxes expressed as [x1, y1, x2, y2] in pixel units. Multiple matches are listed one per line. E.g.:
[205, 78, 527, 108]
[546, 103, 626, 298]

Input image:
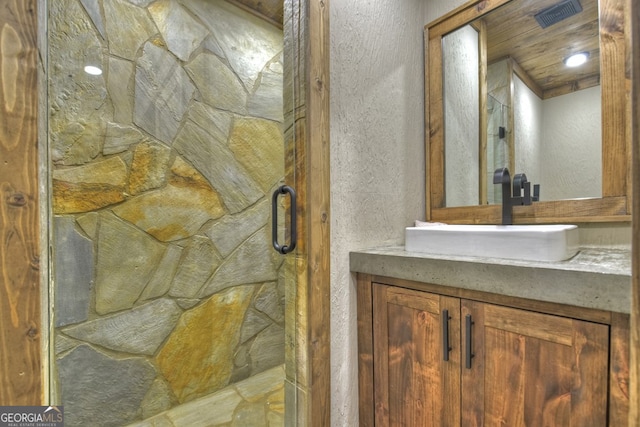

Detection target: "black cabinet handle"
[465, 314, 475, 369]
[442, 309, 452, 361]
[271, 185, 297, 254]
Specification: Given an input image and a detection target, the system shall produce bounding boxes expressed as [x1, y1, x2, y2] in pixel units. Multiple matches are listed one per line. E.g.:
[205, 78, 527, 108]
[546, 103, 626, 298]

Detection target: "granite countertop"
[350, 246, 632, 314]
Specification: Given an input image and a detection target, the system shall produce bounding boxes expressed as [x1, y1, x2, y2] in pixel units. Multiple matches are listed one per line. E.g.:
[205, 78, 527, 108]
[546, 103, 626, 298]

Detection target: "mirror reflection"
[443, 0, 601, 207]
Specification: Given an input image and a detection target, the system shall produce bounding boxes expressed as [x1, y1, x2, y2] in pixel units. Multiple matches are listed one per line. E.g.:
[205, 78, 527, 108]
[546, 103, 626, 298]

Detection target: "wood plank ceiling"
[483, 0, 599, 98]
[228, 0, 284, 28]
[233, 0, 599, 99]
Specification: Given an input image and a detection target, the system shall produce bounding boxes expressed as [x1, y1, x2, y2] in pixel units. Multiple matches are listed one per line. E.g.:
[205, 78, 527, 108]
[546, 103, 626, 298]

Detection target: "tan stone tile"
[234, 365, 284, 402]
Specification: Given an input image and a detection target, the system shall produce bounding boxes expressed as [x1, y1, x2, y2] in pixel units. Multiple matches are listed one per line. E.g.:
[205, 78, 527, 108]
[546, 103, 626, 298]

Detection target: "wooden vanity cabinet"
[460, 299, 608, 427]
[372, 285, 461, 426]
[358, 275, 629, 427]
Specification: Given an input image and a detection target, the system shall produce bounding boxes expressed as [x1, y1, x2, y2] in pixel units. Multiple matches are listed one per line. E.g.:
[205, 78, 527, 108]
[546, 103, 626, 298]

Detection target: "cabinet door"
[373, 284, 460, 427]
[462, 300, 609, 427]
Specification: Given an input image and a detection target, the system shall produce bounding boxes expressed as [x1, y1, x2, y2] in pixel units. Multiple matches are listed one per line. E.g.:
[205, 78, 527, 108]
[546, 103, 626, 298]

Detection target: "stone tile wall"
[126, 365, 285, 426]
[49, 0, 285, 425]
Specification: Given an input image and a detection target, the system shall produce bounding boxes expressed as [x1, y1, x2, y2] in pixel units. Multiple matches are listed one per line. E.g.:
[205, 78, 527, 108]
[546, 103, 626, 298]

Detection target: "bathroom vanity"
[352, 247, 630, 426]
[353, 0, 635, 422]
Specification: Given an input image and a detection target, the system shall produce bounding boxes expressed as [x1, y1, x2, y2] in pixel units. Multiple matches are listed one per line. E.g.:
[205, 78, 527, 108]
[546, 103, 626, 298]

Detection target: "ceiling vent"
[534, 0, 583, 28]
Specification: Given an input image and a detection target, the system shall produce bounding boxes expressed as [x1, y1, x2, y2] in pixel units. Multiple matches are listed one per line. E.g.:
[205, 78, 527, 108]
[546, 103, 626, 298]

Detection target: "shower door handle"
[272, 185, 297, 254]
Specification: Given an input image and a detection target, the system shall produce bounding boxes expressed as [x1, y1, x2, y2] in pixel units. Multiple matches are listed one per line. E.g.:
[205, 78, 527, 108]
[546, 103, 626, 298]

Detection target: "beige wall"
[330, 0, 466, 425]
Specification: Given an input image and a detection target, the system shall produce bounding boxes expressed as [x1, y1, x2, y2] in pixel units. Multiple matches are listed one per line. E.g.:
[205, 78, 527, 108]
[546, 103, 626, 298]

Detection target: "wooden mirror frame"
[425, 0, 630, 224]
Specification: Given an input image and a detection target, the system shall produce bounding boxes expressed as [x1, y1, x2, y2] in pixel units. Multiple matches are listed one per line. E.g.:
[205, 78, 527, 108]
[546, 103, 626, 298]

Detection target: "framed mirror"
[425, 0, 630, 224]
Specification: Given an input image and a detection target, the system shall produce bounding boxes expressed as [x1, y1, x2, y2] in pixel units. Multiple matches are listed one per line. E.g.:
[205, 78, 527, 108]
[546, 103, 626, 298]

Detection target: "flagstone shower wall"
[49, 0, 285, 425]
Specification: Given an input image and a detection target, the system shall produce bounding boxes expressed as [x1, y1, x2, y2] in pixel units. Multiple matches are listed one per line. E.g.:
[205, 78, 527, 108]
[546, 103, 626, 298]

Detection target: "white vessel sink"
[405, 224, 579, 262]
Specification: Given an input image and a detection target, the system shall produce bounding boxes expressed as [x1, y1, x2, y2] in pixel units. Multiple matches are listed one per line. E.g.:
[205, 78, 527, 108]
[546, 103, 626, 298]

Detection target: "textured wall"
[514, 79, 601, 202]
[540, 86, 602, 200]
[329, 0, 466, 425]
[443, 25, 480, 207]
[513, 74, 543, 188]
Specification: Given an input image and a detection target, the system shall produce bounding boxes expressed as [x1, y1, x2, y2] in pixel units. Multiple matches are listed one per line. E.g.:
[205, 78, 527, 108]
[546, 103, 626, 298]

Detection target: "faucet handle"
[523, 182, 532, 205]
[512, 173, 528, 199]
[532, 184, 540, 202]
[512, 173, 533, 206]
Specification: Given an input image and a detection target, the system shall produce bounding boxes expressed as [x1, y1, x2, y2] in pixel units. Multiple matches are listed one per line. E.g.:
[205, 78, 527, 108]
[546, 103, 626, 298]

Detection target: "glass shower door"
[47, 0, 294, 425]
[486, 94, 510, 205]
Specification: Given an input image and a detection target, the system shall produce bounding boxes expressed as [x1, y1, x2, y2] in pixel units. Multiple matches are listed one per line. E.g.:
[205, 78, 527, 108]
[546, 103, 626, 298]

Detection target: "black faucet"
[493, 167, 513, 225]
[493, 168, 535, 225]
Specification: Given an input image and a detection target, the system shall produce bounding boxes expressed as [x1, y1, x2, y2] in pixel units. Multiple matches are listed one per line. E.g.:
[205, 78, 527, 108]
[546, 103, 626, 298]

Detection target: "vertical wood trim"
[356, 274, 374, 427]
[0, 0, 42, 405]
[629, 0, 640, 421]
[285, 0, 306, 399]
[440, 295, 461, 427]
[286, 0, 331, 424]
[306, 0, 331, 425]
[570, 319, 610, 426]
[460, 299, 485, 426]
[428, 35, 445, 210]
[610, 313, 630, 426]
[599, 0, 627, 198]
[478, 20, 488, 205]
[37, 0, 51, 405]
[372, 284, 390, 427]
[625, 0, 634, 214]
[424, 29, 431, 219]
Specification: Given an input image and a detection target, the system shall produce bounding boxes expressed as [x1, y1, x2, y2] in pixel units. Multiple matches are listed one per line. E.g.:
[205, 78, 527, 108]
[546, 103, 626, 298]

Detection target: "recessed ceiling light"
[564, 52, 589, 67]
[84, 65, 103, 75]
